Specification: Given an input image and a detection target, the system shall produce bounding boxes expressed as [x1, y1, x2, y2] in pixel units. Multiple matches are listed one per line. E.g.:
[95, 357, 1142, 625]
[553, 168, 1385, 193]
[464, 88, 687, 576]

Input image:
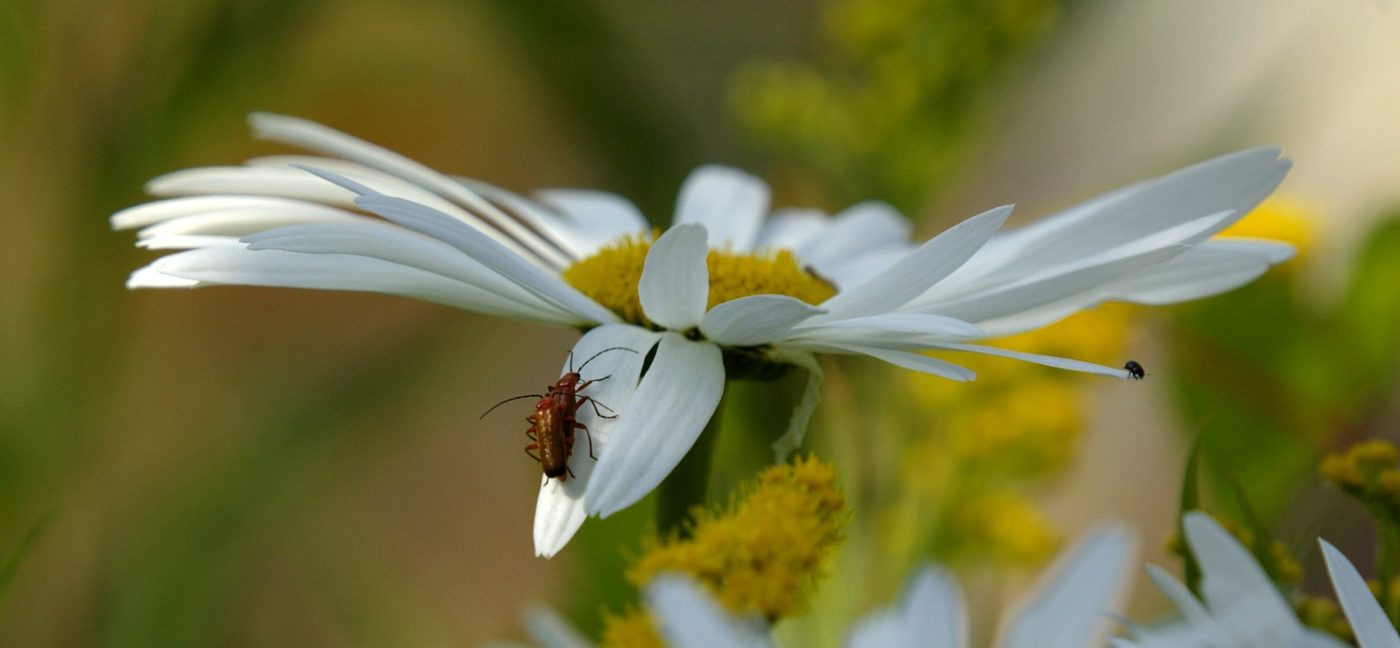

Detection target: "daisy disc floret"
[115, 114, 1295, 556]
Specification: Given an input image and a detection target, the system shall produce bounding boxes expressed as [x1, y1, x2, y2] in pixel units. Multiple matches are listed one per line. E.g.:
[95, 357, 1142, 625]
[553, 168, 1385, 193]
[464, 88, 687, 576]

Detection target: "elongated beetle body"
[482, 347, 637, 481]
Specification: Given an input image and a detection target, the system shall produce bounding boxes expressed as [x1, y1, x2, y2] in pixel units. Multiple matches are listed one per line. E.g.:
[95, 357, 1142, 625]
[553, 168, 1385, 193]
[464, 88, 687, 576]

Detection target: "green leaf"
[1222, 474, 1291, 592]
[1178, 441, 1203, 596]
[0, 510, 54, 616]
[1341, 214, 1400, 387]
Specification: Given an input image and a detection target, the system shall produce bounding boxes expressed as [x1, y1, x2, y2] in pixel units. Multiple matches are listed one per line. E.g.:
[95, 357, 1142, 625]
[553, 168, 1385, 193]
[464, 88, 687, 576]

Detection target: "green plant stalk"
[656, 390, 727, 538]
[1377, 516, 1400, 624]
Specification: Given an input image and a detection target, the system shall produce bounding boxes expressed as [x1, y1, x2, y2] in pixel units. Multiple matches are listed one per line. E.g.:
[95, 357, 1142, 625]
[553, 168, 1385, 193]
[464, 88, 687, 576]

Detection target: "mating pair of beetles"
[481, 347, 636, 481]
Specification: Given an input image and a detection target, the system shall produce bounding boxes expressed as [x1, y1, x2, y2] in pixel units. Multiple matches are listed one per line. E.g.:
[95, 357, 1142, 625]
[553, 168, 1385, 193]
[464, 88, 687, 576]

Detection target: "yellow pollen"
[561, 234, 837, 330]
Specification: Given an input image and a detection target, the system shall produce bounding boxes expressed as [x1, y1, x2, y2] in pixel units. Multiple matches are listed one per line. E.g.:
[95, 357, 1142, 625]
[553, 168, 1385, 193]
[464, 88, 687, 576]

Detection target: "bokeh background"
[3, 1, 1400, 645]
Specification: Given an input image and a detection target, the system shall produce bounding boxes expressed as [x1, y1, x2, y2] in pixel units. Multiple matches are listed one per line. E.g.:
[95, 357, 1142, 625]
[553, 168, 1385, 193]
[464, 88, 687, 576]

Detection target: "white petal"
[243, 221, 573, 324]
[931, 343, 1130, 378]
[132, 245, 547, 319]
[956, 148, 1289, 284]
[1104, 240, 1290, 305]
[307, 168, 619, 325]
[818, 245, 915, 291]
[535, 188, 650, 257]
[127, 266, 199, 288]
[639, 223, 710, 330]
[249, 113, 573, 269]
[767, 349, 823, 462]
[645, 576, 770, 648]
[137, 234, 244, 250]
[754, 208, 827, 251]
[791, 313, 983, 341]
[1182, 511, 1305, 645]
[849, 566, 965, 648]
[147, 166, 358, 205]
[1001, 525, 1136, 648]
[699, 295, 825, 346]
[112, 195, 351, 230]
[796, 201, 911, 268]
[534, 325, 657, 558]
[585, 333, 724, 517]
[808, 343, 974, 382]
[136, 205, 369, 240]
[1143, 565, 1226, 642]
[928, 244, 1190, 326]
[1321, 540, 1400, 648]
[521, 604, 594, 648]
[817, 205, 1012, 319]
[674, 165, 769, 252]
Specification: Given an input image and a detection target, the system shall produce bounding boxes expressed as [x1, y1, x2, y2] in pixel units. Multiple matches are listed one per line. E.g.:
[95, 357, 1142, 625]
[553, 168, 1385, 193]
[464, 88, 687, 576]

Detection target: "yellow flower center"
[561, 234, 838, 331]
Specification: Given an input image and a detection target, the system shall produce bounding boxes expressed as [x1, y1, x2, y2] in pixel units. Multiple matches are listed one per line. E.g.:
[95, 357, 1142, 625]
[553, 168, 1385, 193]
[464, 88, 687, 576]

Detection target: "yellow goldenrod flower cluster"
[1221, 197, 1318, 262]
[600, 457, 848, 647]
[730, 0, 1060, 210]
[1321, 439, 1400, 519]
[885, 304, 1133, 568]
[1297, 594, 1356, 643]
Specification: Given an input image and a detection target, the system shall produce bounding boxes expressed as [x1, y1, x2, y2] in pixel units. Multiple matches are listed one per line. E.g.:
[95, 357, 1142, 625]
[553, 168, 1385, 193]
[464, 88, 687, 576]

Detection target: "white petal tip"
[127, 267, 198, 288]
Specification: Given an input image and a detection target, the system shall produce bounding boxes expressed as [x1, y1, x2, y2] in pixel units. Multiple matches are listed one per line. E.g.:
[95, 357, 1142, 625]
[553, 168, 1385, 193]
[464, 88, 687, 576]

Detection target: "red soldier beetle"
[481, 346, 638, 481]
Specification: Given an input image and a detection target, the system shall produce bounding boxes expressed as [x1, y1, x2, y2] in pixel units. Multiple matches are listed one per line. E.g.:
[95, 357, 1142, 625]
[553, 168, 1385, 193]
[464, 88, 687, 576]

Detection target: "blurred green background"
[3, 1, 1399, 645]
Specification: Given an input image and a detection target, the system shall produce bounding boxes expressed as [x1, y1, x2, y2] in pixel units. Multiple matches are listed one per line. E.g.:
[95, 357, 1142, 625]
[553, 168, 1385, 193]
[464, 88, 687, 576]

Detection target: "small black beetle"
[1124, 360, 1147, 380]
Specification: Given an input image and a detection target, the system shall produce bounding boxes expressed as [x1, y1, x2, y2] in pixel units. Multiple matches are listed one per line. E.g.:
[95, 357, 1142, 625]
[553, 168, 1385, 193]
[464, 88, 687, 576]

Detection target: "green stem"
[656, 390, 727, 538]
[1379, 517, 1400, 624]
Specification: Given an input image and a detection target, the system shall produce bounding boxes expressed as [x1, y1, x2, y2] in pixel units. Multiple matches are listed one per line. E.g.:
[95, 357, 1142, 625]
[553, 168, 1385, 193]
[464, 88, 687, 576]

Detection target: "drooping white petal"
[699, 295, 825, 346]
[808, 343, 974, 382]
[131, 245, 553, 320]
[790, 313, 984, 341]
[535, 188, 650, 257]
[585, 333, 724, 518]
[242, 221, 573, 324]
[931, 343, 1131, 378]
[249, 113, 573, 269]
[1182, 511, 1305, 646]
[674, 165, 769, 252]
[816, 205, 1012, 319]
[849, 566, 966, 648]
[521, 604, 594, 648]
[767, 349, 823, 462]
[1000, 525, 1136, 648]
[1320, 540, 1400, 648]
[137, 234, 245, 250]
[795, 201, 911, 269]
[645, 576, 771, 648]
[638, 223, 710, 330]
[305, 168, 619, 326]
[534, 325, 657, 557]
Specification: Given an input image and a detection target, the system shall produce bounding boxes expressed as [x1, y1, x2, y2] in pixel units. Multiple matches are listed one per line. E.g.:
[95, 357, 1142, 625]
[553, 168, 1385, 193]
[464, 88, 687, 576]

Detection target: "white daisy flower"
[1115, 511, 1397, 648]
[114, 114, 1293, 556]
[515, 525, 1135, 647]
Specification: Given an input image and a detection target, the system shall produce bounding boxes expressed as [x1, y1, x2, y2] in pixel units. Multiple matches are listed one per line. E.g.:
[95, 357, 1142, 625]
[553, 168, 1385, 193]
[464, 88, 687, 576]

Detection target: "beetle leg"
[578, 396, 619, 419]
[579, 425, 597, 460]
[524, 444, 540, 463]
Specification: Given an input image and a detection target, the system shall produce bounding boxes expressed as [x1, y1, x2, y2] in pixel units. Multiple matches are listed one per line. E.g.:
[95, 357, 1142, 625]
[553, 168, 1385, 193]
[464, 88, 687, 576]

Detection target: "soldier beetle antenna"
[480, 393, 545, 419]
[574, 346, 638, 375]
